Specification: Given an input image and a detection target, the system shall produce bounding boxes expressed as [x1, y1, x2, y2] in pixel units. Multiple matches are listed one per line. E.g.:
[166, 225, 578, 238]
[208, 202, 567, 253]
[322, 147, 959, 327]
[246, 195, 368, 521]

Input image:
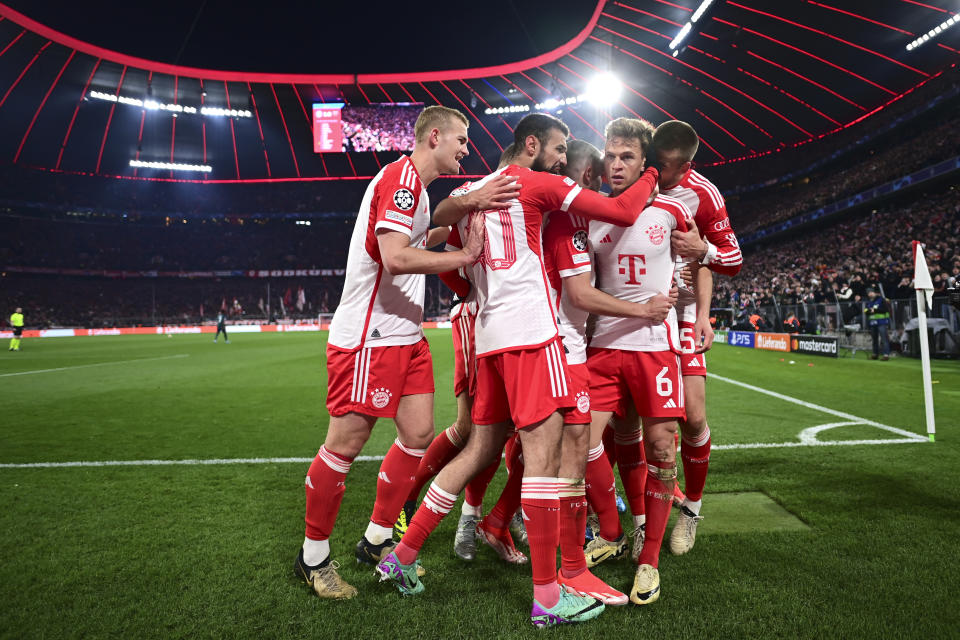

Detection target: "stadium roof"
[0, 0, 958, 183]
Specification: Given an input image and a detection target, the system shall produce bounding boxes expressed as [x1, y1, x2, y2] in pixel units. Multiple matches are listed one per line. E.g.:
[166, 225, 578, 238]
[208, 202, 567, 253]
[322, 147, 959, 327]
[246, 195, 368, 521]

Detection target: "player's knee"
[680, 413, 707, 437]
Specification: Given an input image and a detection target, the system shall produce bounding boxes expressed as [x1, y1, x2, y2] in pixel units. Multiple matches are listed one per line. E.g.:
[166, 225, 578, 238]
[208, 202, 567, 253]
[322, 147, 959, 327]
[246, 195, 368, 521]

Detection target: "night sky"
[4, 0, 597, 74]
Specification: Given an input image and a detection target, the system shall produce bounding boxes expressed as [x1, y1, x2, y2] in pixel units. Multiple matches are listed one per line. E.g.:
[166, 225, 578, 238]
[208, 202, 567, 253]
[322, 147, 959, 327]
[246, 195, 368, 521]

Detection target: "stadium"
[1, 0, 958, 636]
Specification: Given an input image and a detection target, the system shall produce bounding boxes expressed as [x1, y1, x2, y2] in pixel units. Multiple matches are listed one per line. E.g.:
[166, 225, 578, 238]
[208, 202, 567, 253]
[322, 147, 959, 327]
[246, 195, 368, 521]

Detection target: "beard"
[531, 150, 560, 174]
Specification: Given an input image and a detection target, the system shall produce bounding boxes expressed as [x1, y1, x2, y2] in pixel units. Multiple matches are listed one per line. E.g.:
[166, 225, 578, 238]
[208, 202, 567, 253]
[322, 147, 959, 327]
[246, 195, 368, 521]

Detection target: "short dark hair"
[565, 139, 602, 177]
[652, 120, 699, 162]
[513, 113, 569, 150]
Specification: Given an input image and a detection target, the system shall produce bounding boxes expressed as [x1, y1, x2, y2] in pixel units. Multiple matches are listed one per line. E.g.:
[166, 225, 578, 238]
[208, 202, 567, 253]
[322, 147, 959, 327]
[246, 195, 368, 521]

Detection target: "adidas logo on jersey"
[378, 471, 391, 483]
[370, 328, 381, 338]
[662, 398, 678, 409]
[305, 475, 314, 489]
[599, 234, 612, 243]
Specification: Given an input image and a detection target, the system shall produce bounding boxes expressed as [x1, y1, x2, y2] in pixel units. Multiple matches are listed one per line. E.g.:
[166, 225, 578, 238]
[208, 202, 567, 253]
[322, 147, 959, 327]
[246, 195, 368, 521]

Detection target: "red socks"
[484, 444, 524, 530]
[637, 460, 676, 568]
[584, 444, 623, 540]
[615, 428, 647, 517]
[522, 477, 561, 607]
[304, 445, 354, 540]
[681, 427, 711, 502]
[370, 439, 425, 529]
[558, 478, 588, 578]
[406, 426, 464, 503]
[465, 457, 500, 512]
[395, 481, 457, 564]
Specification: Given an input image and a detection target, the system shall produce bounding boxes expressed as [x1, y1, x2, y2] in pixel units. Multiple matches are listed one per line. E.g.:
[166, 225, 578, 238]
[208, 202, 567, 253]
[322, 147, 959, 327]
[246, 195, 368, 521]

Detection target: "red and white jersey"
[590, 195, 693, 352]
[542, 211, 592, 365]
[448, 166, 583, 357]
[328, 156, 430, 351]
[663, 169, 741, 321]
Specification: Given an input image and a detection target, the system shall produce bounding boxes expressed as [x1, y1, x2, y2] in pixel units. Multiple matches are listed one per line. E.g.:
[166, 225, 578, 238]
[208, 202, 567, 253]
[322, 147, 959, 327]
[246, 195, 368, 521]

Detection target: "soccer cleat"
[476, 518, 528, 564]
[294, 549, 358, 600]
[583, 533, 628, 568]
[630, 524, 646, 563]
[376, 551, 424, 596]
[394, 500, 416, 539]
[453, 513, 479, 561]
[356, 535, 425, 576]
[355, 535, 395, 566]
[530, 589, 605, 627]
[669, 506, 704, 555]
[615, 492, 627, 513]
[630, 564, 660, 605]
[559, 569, 629, 606]
[510, 511, 529, 547]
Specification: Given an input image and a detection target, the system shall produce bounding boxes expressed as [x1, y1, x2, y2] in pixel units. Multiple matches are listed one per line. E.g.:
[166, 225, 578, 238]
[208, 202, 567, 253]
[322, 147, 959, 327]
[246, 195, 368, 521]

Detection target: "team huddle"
[295, 105, 742, 628]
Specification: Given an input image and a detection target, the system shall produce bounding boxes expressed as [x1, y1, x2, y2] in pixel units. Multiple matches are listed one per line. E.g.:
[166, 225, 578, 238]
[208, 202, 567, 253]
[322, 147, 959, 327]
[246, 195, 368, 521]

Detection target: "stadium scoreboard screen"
[313, 102, 422, 153]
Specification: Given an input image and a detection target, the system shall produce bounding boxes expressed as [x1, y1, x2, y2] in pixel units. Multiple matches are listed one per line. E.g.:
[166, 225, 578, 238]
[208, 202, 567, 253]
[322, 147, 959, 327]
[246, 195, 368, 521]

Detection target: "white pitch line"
[0, 354, 190, 377]
[0, 374, 929, 469]
[709, 373, 927, 442]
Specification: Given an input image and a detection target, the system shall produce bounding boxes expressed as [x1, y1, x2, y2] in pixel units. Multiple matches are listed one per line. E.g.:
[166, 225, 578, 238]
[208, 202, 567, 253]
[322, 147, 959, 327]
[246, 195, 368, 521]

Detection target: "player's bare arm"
[378, 214, 484, 275]
[426, 226, 451, 248]
[670, 219, 707, 260]
[432, 174, 521, 226]
[566, 271, 678, 322]
[692, 263, 714, 353]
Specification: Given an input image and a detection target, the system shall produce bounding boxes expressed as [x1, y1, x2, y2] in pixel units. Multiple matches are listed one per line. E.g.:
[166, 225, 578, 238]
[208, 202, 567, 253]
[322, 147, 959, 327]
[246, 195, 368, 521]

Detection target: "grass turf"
[1, 330, 958, 639]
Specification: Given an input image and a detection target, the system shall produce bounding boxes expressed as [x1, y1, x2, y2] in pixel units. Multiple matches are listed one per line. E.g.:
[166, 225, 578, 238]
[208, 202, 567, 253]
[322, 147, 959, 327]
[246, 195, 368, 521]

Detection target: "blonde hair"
[414, 106, 469, 143]
[604, 117, 655, 153]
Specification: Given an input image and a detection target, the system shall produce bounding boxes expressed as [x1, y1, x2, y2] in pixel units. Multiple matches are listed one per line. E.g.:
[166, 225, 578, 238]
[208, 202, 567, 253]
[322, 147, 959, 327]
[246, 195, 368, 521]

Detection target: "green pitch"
[1, 331, 958, 639]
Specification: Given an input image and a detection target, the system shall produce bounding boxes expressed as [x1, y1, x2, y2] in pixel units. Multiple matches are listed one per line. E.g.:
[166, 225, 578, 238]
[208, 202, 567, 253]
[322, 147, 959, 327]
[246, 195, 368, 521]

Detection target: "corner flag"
[912, 241, 936, 441]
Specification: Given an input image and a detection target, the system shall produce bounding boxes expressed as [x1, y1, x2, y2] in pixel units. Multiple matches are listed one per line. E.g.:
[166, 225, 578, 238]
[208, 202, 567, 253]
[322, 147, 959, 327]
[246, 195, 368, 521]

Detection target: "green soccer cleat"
[376, 551, 424, 596]
[394, 500, 416, 539]
[530, 589, 605, 628]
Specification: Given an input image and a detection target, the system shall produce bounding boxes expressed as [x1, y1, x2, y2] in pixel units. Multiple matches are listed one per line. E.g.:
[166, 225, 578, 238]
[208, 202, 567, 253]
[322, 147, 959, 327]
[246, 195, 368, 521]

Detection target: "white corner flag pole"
[912, 241, 936, 442]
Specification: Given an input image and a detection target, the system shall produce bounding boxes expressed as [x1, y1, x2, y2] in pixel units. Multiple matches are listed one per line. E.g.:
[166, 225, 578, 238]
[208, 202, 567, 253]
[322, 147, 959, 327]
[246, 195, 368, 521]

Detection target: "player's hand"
[694, 314, 714, 353]
[646, 182, 659, 207]
[642, 285, 679, 323]
[469, 174, 520, 211]
[671, 220, 707, 259]
[462, 212, 486, 263]
[678, 264, 695, 288]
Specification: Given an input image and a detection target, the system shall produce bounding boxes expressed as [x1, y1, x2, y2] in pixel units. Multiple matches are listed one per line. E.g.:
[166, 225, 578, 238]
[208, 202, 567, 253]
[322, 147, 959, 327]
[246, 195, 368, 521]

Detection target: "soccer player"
[586, 117, 695, 605]
[213, 311, 229, 343]
[541, 139, 677, 606]
[394, 145, 521, 563]
[295, 105, 512, 600]
[8, 307, 23, 351]
[652, 120, 743, 555]
[377, 113, 661, 627]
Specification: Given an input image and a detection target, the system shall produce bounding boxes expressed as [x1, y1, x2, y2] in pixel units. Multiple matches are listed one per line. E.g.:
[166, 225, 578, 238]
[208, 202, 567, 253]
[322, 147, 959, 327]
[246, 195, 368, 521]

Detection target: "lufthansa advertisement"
[717, 331, 839, 357]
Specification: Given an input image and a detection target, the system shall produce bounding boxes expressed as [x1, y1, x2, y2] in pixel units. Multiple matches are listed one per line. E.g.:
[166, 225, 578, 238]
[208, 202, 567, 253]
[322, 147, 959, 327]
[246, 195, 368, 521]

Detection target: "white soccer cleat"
[669, 506, 704, 555]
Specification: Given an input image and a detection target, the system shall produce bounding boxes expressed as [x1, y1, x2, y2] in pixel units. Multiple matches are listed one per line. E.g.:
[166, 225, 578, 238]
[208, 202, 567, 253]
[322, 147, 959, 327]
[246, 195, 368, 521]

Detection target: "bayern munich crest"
[572, 230, 588, 252]
[575, 390, 591, 414]
[393, 188, 415, 211]
[370, 387, 393, 409]
[646, 223, 666, 246]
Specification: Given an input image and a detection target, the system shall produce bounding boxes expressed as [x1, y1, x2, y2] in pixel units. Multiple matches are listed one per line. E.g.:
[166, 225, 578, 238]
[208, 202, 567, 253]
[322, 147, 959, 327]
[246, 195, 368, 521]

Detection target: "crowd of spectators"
[706, 64, 960, 191]
[727, 109, 960, 234]
[714, 185, 960, 314]
[341, 106, 418, 152]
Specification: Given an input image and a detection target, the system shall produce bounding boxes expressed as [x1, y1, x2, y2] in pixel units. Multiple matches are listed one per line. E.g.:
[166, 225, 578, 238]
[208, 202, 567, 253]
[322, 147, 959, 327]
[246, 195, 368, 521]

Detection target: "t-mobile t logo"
[618, 253, 646, 285]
